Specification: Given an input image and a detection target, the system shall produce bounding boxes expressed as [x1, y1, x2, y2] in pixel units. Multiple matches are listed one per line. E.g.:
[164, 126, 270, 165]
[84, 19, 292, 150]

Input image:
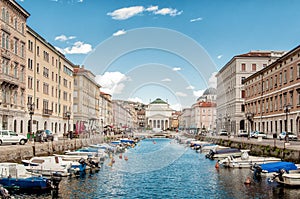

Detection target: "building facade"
[26, 26, 74, 136]
[73, 65, 100, 135]
[145, 98, 173, 131]
[216, 51, 285, 135]
[100, 92, 113, 129]
[244, 45, 300, 136]
[0, 0, 29, 133]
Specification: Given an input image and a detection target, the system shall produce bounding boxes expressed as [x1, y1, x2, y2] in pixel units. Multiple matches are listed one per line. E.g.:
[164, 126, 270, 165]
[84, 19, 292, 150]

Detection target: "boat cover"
[260, 162, 297, 173]
[215, 148, 240, 154]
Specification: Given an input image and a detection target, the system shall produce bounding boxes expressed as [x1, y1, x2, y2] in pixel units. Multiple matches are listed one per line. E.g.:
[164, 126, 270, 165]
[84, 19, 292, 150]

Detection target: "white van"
[0, 130, 28, 145]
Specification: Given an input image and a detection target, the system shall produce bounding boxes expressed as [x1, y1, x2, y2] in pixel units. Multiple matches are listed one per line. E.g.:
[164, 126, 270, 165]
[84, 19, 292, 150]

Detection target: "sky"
[18, 0, 300, 110]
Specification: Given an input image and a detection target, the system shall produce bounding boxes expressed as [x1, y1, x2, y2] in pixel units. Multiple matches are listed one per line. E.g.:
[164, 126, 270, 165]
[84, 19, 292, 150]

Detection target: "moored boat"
[205, 148, 242, 160]
[220, 150, 281, 168]
[0, 163, 61, 190]
[252, 161, 298, 178]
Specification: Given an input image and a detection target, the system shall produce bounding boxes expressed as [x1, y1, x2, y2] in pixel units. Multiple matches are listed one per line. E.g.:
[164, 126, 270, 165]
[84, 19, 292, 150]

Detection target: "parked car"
[0, 130, 27, 145]
[34, 130, 54, 142]
[278, 132, 298, 141]
[252, 131, 267, 139]
[237, 130, 248, 137]
[219, 129, 228, 136]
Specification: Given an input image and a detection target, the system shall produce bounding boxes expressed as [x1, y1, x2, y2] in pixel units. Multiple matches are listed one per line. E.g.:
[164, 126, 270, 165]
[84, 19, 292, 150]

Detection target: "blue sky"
[18, 0, 300, 110]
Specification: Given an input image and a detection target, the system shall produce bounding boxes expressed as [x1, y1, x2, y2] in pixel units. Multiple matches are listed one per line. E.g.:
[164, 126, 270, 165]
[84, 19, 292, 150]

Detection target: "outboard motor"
[205, 150, 215, 160]
[51, 172, 62, 190]
[0, 185, 11, 199]
[252, 164, 262, 182]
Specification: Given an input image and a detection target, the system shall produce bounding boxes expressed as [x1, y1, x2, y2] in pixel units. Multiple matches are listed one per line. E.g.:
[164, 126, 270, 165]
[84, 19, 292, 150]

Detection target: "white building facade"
[145, 98, 173, 131]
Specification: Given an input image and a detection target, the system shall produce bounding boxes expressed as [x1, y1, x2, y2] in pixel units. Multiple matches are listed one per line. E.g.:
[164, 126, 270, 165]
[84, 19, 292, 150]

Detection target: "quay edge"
[0, 135, 115, 162]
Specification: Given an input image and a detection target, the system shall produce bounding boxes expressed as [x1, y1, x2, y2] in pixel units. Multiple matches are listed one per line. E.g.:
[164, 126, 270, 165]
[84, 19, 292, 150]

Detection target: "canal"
[11, 138, 300, 198]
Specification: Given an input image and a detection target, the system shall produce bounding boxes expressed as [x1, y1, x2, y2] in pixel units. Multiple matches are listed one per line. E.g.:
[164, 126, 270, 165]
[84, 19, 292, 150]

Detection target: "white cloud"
[190, 17, 203, 22]
[193, 89, 205, 97]
[208, 72, 217, 88]
[146, 6, 158, 12]
[186, 85, 195, 90]
[95, 72, 130, 95]
[172, 67, 181, 71]
[113, 29, 127, 37]
[107, 6, 145, 20]
[170, 103, 182, 111]
[55, 34, 76, 42]
[154, 8, 182, 16]
[107, 6, 182, 20]
[161, 78, 171, 82]
[78, 0, 83, 2]
[55, 41, 92, 54]
[217, 55, 223, 59]
[175, 92, 187, 97]
[128, 97, 144, 103]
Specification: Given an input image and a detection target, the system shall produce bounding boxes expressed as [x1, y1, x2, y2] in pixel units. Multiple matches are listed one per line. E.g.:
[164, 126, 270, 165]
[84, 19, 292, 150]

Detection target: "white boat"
[220, 150, 281, 168]
[273, 170, 300, 186]
[205, 148, 242, 160]
[200, 145, 228, 153]
[22, 156, 73, 177]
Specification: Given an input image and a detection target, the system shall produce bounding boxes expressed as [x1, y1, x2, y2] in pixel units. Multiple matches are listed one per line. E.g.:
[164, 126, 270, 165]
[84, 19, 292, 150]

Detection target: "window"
[43, 67, 49, 78]
[274, 96, 278, 111]
[20, 43, 24, 57]
[63, 79, 68, 87]
[37, 63, 39, 73]
[20, 66, 24, 82]
[283, 70, 287, 83]
[241, 63, 246, 71]
[2, 59, 9, 75]
[283, 92, 287, 106]
[28, 58, 33, 70]
[297, 63, 300, 78]
[36, 98, 39, 109]
[274, 75, 277, 87]
[2, 8, 5, 21]
[270, 97, 273, 112]
[14, 39, 18, 55]
[241, 90, 245, 98]
[21, 23, 24, 34]
[43, 51, 49, 62]
[290, 91, 294, 107]
[241, 104, 245, 112]
[252, 64, 256, 71]
[28, 40, 33, 51]
[43, 83, 49, 95]
[290, 67, 294, 81]
[297, 90, 300, 106]
[36, 80, 39, 92]
[279, 94, 282, 109]
[14, 17, 17, 30]
[270, 77, 273, 89]
[28, 76, 33, 89]
[279, 73, 282, 85]
[63, 91, 67, 101]
[14, 62, 18, 78]
[37, 46, 39, 56]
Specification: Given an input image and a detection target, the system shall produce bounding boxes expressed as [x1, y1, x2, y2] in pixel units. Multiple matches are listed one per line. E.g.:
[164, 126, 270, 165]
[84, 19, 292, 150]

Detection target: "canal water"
[11, 138, 300, 198]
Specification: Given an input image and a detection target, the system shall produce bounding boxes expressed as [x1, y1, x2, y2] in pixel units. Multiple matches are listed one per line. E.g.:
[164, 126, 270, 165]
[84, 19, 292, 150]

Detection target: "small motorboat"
[251, 161, 298, 178]
[220, 150, 281, 168]
[205, 148, 242, 160]
[22, 156, 72, 177]
[272, 169, 300, 186]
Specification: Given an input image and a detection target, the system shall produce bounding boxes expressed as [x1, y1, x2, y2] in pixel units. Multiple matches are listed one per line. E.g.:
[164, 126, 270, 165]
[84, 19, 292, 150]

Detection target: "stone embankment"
[0, 135, 114, 162]
[201, 136, 300, 163]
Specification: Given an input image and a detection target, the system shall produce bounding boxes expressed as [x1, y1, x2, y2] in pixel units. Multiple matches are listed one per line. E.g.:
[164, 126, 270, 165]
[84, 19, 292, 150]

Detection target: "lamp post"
[66, 111, 71, 133]
[283, 104, 292, 144]
[246, 112, 254, 139]
[27, 102, 35, 141]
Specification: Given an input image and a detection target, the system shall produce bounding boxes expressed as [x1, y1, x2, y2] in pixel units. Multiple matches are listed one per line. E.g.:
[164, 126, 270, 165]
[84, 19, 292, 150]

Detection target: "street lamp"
[27, 102, 35, 140]
[246, 112, 254, 139]
[283, 104, 292, 143]
[66, 111, 71, 133]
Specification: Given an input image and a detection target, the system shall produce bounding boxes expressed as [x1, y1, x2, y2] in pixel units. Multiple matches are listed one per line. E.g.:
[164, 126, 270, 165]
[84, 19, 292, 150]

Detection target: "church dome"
[203, 87, 217, 95]
[150, 98, 167, 104]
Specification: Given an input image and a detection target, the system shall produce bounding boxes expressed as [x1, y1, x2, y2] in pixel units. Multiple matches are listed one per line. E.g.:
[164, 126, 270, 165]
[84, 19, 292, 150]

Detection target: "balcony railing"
[43, 109, 53, 116]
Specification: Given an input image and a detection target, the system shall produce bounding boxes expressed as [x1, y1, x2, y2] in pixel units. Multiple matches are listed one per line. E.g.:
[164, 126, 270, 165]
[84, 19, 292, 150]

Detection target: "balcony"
[42, 109, 53, 116]
[0, 73, 21, 89]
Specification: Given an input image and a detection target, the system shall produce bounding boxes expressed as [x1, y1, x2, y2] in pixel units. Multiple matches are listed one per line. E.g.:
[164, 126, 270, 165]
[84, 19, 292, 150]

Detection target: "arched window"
[2, 33, 5, 48]
[2, 8, 5, 21]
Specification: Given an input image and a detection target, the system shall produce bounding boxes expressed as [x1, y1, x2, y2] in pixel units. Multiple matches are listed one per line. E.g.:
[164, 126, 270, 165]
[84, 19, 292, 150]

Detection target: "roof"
[203, 87, 217, 95]
[150, 98, 168, 104]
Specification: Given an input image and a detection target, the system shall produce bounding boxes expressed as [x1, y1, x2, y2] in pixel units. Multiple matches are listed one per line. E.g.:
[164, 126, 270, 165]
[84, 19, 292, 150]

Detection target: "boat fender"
[244, 177, 251, 185]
